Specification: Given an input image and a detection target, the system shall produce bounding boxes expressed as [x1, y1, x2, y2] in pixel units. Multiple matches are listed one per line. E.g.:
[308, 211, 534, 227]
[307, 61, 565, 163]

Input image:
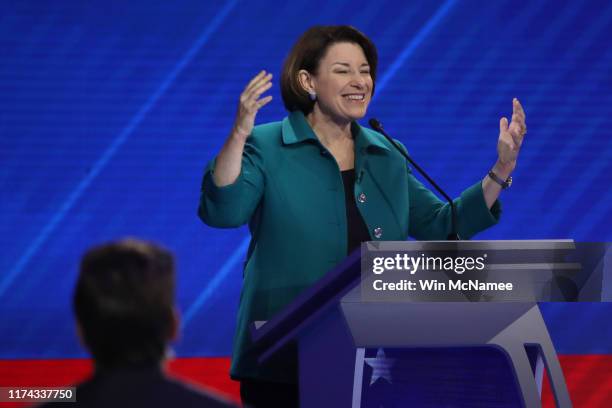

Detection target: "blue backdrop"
[1, 0, 611, 359]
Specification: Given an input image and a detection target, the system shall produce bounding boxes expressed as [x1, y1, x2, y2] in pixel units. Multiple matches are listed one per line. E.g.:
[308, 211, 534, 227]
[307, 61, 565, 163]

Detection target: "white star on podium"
[364, 348, 395, 385]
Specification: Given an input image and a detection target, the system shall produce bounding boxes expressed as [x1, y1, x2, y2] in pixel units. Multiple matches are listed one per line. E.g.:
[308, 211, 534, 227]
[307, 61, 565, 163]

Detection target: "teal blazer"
[199, 111, 501, 382]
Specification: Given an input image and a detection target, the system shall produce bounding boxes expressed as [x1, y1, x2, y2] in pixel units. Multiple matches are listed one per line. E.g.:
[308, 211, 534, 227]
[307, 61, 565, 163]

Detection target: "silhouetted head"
[73, 238, 177, 368]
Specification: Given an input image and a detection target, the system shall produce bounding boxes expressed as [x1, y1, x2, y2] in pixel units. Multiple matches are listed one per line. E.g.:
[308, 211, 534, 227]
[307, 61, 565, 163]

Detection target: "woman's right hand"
[232, 70, 273, 141]
[212, 71, 273, 187]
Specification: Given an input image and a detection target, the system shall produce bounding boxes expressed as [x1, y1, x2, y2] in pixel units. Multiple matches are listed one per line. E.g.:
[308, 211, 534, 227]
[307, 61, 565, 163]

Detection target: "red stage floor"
[0, 355, 610, 407]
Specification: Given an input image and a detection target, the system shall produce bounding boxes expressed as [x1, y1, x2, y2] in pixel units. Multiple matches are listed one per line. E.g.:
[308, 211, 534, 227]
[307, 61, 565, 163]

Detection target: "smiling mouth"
[343, 94, 366, 102]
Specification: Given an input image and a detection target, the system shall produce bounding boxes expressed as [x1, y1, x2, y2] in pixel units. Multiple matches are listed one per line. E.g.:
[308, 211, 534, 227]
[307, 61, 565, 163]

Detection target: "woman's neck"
[306, 107, 353, 149]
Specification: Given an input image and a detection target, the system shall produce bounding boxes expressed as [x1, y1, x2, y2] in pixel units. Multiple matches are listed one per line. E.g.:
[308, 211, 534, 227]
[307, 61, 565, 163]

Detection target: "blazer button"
[358, 192, 367, 203]
[373, 227, 383, 239]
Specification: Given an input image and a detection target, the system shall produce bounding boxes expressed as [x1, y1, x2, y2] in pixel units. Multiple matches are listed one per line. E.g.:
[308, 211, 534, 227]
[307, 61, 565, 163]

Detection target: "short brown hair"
[281, 25, 378, 114]
[74, 238, 175, 367]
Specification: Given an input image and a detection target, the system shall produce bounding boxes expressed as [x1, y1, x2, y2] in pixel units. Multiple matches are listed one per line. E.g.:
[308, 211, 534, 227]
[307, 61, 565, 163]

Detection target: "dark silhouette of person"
[42, 238, 236, 407]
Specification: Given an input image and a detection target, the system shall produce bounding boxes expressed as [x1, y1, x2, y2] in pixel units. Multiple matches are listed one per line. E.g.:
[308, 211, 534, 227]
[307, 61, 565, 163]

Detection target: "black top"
[40, 364, 236, 408]
[341, 169, 371, 254]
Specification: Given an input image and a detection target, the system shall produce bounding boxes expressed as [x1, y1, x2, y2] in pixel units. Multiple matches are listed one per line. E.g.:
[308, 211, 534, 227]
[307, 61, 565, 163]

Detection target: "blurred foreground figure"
[42, 238, 235, 408]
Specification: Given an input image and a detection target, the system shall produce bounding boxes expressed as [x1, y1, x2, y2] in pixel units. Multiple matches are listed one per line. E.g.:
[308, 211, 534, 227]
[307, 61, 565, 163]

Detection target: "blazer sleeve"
[390, 139, 501, 240]
[198, 136, 265, 228]
[407, 168, 502, 240]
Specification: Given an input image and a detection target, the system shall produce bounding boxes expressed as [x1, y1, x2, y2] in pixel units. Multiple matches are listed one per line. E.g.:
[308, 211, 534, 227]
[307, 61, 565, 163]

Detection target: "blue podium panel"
[295, 301, 556, 407]
[359, 347, 522, 408]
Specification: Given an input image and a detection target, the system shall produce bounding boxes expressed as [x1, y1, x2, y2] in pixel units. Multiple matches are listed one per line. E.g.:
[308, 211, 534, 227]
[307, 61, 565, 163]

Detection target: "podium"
[251, 240, 609, 407]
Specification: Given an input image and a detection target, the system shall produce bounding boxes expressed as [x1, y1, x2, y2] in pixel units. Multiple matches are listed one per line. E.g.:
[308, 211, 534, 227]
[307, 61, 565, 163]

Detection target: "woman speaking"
[198, 25, 526, 407]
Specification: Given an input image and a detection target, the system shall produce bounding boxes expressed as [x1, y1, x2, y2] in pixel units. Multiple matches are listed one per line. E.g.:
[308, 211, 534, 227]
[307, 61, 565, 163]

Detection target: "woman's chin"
[321, 104, 369, 124]
[342, 104, 369, 120]
[349, 108, 368, 121]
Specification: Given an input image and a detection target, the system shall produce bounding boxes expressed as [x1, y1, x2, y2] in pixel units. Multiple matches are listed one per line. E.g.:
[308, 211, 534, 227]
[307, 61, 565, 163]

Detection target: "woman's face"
[309, 42, 373, 123]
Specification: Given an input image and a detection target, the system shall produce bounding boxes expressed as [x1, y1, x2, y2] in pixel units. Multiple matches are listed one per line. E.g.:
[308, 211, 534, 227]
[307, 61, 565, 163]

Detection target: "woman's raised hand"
[212, 71, 272, 186]
[232, 70, 273, 141]
[497, 98, 527, 171]
[481, 98, 527, 208]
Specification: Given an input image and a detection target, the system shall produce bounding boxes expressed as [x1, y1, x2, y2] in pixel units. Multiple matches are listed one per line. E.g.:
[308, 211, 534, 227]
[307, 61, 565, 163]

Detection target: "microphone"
[368, 118, 460, 240]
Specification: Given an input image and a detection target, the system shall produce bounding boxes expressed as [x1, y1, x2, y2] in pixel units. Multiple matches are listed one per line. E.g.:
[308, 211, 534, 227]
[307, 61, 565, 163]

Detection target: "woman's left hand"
[497, 98, 527, 172]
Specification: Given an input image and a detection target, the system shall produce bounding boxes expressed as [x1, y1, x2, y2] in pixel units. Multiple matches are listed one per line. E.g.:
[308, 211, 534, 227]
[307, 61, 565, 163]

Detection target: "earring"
[308, 91, 317, 101]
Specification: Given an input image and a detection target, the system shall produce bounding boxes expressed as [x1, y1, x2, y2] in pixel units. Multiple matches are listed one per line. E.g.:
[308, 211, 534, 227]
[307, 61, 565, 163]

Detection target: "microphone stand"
[368, 118, 460, 240]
